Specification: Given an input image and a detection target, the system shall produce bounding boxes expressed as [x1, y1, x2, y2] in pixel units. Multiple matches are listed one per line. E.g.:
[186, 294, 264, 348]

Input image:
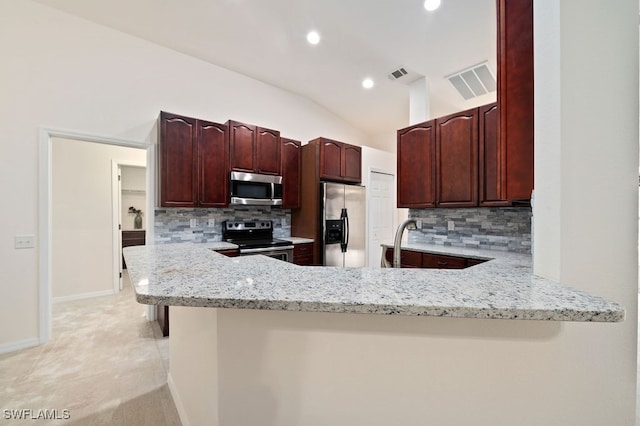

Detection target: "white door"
[367, 171, 395, 267]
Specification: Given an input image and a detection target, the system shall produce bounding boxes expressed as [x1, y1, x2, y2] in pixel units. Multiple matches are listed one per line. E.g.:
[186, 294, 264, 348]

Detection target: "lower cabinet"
[384, 247, 486, 269]
[293, 242, 315, 265]
[156, 247, 239, 337]
[122, 230, 145, 269]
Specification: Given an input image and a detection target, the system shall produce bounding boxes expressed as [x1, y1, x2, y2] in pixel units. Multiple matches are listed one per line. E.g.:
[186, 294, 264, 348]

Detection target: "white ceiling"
[34, 0, 497, 139]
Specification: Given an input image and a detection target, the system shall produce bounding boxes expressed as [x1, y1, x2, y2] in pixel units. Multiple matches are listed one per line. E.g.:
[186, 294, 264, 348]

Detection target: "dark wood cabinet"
[159, 112, 228, 207]
[122, 230, 145, 269]
[311, 137, 362, 184]
[257, 127, 281, 175]
[198, 120, 228, 207]
[479, 103, 510, 206]
[228, 120, 281, 175]
[216, 249, 239, 257]
[293, 242, 314, 265]
[342, 144, 362, 183]
[397, 121, 436, 208]
[435, 108, 478, 207]
[497, 0, 534, 201]
[159, 112, 198, 207]
[422, 253, 467, 269]
[384, 247, 487, 269]
[281, 138, 302, 209]
[384, 248, 423, 268]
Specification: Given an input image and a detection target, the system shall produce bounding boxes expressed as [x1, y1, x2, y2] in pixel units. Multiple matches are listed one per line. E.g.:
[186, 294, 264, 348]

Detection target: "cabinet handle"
[437, 261, 448, 266]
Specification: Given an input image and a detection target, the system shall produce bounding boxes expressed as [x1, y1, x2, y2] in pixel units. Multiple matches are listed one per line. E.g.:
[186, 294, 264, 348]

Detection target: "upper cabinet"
[397, 121, 436, 208]
[497, 0, 534, 201]
[479, 103, 510, 206]
[159, 112, 228, 207]
[281, 137, 302, 209]
[397, 0, 533, 208]
[309, 137, 362, 184]
[435, 108, 478, 208]
[228, 120, 281, 175]
[397, 104, 497, 208]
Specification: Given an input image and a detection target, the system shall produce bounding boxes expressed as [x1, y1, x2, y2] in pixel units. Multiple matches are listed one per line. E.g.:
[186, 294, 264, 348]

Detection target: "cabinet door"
[160, 112, 198, 207]
[497, 0, 534, 201]
[397, 121, 436, 208]
[342, 144, 362, 183]
[228, 120, 257, 172]
[384, 248, 422, 268]
[256, 127, 281, 175]
[281, 138, 301, 209]
[436, 108, 478, 207]
[422, 253, 467, 269]
[199, 120, 228, 207]
[479, 103, 510, 206]
[319, 139, 343, 181]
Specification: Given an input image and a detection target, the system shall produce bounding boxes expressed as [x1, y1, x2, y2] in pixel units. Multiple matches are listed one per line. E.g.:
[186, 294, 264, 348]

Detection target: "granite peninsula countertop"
[123, 243, 624, 322]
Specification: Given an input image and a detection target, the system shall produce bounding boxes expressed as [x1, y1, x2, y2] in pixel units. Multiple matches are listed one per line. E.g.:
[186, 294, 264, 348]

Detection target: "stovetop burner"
[224, 237, 292, 250]
[222, 220, 291, 250]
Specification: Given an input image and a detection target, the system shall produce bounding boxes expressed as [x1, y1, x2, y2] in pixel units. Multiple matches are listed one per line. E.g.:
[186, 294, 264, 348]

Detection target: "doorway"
[367, 170, 396, 267]
[40, 129, 151, 343]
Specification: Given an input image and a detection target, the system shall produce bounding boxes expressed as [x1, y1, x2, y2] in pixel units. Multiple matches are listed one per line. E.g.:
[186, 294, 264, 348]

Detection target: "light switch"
[190, 219, 197, 228]
[208, 218, 216, 227]
[447, 221, 455, 231]
[416, 220, 422, 229]
[15, 235, 36, 249]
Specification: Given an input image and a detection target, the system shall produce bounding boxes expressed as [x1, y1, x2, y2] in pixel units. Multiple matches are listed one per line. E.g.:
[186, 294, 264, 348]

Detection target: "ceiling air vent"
[446, 62, 496, 100]
[389, 67, 408, 80]
[387, 66, 423, 85]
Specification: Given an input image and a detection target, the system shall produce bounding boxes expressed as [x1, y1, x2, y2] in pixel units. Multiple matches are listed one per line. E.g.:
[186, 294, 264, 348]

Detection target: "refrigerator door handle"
[340, 208, 349, 253]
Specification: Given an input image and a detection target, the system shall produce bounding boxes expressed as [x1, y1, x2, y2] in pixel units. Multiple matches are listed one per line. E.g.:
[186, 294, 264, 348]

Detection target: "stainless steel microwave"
[229, 171, 283, 206]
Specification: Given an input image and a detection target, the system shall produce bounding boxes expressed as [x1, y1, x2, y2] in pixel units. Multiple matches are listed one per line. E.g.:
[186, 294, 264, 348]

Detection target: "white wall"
[51, 138, 146, 299]
[0, 0, 370, 349]
[533, 0, 639, 422]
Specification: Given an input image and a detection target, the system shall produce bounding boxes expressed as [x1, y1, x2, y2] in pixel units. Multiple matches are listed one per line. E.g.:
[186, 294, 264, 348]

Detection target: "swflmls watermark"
[2, 409, 71, 420]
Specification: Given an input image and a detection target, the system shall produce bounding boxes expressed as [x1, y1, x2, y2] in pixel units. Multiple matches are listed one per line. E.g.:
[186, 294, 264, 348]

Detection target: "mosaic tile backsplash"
[408, 207, 532, 253]
[154, 206, 291, 244]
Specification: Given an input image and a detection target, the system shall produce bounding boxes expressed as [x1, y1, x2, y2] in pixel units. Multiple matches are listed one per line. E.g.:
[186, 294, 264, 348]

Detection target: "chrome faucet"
[393, 219, 417, 268]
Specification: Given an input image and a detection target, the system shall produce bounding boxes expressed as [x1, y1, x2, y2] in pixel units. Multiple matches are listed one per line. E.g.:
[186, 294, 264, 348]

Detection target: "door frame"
[112, 161, 146, 293]
[38, 128, 153, 344]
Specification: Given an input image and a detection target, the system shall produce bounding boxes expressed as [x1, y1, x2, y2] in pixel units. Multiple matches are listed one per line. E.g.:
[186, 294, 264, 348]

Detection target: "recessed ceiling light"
[362, 78, 374, 89]
[306, 31, 320, 45]
[424, 0, 441, 11]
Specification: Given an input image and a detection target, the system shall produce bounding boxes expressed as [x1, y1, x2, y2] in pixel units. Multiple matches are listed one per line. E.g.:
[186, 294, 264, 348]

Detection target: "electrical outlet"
[208, 218, 215, 227]
[281, 217, 289, 226]
[15, 235, 36, 249]
[416, 220, 422, 229]
[190, 219, 197, 228]
[447, 220, 455, 231]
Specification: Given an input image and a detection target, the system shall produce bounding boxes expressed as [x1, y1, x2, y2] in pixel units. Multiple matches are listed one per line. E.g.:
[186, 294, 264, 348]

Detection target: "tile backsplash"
[408, 207, 532, 253]
[154, 206, 291, 244]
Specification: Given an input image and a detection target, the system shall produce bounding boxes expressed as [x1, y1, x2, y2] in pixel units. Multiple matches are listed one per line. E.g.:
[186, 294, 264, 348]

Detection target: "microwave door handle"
[271, 182, 275, 198]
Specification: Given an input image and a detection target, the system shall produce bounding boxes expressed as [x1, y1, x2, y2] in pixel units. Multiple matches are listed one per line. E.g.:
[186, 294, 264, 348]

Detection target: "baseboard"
[53, 289, 114, 304]
[167, 373, 190, 426]
[0, 337, 41, 355]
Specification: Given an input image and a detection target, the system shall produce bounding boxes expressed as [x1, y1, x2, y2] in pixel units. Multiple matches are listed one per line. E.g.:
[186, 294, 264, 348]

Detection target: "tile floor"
[0, 271, 180, 425]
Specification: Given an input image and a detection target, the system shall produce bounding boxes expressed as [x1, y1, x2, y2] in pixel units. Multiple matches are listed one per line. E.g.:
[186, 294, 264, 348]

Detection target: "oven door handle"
[240, 246, 294, 254]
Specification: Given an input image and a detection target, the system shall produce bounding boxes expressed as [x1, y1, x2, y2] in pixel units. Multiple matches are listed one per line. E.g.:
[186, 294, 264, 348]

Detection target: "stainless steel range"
[222, 220, 294, 262]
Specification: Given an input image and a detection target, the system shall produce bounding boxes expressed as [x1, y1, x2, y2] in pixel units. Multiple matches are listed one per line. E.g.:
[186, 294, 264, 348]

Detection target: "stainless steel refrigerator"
[321, 182, 366, 267]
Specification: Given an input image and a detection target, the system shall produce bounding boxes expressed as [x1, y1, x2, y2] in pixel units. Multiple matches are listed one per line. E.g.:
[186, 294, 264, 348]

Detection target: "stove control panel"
[223, 220, 272, 230]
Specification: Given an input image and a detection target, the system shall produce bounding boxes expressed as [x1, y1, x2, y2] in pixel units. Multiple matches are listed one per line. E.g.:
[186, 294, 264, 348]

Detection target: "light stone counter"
[123, 243, 624, 322]
[281, 236, 314, 244]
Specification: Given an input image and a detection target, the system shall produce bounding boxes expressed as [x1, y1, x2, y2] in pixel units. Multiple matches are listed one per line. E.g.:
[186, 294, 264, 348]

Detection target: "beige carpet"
[0, 272, 180, 425]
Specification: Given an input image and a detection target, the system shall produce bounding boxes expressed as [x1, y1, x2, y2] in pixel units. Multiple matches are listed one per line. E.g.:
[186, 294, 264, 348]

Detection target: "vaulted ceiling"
[34, 0, 497, 139]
